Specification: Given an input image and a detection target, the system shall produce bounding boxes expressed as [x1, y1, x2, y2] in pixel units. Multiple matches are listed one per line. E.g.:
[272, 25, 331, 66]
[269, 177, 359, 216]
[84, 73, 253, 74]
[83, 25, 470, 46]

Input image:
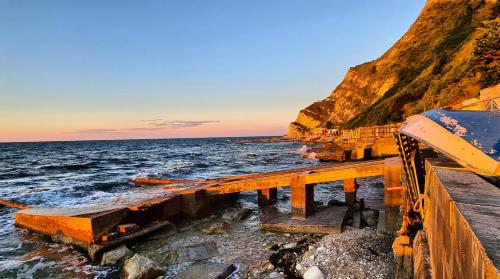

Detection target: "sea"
[0, 137, 384, 278]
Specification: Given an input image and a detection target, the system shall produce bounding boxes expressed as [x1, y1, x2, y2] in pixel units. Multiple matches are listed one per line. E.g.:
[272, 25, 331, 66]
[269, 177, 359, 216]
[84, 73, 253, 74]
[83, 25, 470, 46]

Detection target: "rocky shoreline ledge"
[95, 185, 395, 279]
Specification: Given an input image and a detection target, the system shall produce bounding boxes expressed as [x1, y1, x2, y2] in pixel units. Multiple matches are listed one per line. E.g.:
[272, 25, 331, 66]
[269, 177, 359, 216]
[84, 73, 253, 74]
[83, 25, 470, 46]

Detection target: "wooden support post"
[344, 178, 357, 206]
[384, 157, 403, 207]
[258, 188, 277, 206]
[290, 175, 314, 219]
[181, 190, 210, 218]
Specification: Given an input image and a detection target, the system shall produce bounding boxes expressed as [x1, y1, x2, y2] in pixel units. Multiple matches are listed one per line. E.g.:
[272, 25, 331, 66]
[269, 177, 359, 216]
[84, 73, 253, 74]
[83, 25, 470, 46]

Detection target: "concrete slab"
[261, 206, 348, 234]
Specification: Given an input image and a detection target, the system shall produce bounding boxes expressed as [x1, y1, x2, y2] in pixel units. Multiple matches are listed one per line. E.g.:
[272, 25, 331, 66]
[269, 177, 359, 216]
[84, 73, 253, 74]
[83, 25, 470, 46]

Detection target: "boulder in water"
[100, 245, 133, 266]
[121, 254, 164, 279]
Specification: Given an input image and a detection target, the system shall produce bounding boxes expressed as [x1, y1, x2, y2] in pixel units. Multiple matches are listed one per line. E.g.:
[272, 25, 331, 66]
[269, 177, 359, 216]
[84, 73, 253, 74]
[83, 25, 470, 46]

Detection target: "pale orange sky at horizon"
[0, 108, 294, 142]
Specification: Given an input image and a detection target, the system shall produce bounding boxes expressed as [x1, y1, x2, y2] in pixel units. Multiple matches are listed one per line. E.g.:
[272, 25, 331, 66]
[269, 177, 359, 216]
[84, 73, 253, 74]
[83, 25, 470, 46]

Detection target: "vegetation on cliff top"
[290, 0, 499, 134]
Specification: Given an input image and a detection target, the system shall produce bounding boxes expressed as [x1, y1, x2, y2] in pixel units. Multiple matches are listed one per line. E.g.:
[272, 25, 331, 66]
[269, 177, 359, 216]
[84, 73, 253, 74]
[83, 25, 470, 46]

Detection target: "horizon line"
[0, 134, 287, 144]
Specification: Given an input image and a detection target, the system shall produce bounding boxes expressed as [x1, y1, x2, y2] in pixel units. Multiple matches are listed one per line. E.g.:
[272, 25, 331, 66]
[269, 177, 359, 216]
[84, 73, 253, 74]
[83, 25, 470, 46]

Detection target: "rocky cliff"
[288, 0, 499, 139]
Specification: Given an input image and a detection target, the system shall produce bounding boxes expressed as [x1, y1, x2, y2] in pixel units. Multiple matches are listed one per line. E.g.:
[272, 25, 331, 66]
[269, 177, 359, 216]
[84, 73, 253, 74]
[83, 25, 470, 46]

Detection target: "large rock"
[121, 254, 164, 279]
[100, 245, 133, 266]
[176, 263, 236, 279]
[303, 266, 325, 279]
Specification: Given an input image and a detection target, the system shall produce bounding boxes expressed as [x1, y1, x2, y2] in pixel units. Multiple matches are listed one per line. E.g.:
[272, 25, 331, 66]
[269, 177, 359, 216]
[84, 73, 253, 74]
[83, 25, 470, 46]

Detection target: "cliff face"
[288, 0, 499, 138]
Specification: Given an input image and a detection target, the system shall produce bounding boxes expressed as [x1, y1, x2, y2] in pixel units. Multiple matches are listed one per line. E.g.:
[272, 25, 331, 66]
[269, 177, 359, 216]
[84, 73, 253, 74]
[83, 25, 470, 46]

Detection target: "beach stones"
[100, 245, 133, 266]
[121, 254, 164, 279]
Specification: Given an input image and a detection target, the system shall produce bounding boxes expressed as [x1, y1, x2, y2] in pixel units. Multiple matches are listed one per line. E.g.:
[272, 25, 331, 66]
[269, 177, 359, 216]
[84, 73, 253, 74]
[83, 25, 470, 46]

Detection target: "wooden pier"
[13, 157, 403, 261]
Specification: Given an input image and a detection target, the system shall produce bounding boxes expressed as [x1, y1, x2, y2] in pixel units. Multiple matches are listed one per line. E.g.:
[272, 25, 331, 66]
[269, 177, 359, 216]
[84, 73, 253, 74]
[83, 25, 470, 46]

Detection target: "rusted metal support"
[290, 175, 314, 219]
[343, 178, 357, 206]
[257, 188, 277, 206]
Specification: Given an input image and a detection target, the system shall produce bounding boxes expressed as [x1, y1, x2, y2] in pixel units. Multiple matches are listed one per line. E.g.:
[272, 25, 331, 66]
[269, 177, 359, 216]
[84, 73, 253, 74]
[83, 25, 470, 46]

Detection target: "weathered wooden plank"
[0, 199, 29, 210]
[204, 159, 385, 195]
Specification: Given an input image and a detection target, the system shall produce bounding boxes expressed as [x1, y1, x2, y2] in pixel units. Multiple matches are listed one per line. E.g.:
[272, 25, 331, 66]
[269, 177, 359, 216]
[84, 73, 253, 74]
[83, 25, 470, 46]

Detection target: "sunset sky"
[0, 0, 425, 142]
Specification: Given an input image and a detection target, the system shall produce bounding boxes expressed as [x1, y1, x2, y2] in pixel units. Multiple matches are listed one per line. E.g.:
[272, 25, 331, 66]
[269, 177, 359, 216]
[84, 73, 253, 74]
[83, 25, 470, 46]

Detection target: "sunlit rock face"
[289, 0, 499, 138]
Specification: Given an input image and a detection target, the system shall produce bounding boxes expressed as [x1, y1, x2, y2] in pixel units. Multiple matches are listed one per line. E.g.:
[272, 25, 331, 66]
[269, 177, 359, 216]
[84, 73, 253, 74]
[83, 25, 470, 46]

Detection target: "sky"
[0, 0, 426, 142]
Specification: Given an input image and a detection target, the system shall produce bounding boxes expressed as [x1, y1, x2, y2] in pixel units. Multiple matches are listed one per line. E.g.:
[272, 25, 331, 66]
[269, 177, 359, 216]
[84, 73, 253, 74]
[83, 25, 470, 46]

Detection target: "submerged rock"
[122, 254, 164, 279]
[176, 263, 237, 279]
[100, 245, 133, 266]
[201, 221, 231, 234]
[303, 266, 325, 279]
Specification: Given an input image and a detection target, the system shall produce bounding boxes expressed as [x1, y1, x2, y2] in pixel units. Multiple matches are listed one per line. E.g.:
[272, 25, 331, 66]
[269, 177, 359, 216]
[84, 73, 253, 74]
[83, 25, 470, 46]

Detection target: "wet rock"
[176, 263, 236, 279]
[222, 208, 252, 221]
[122, 254, 164, 279]
[201, 222, 231, 234]
[303, 266, 325, 279]
[283, 242, 297, 249]
[100, 245, 133, 266]
[361, 209, 379, 227]
[295, 263, 303, 271]
[161, 241, 219, 264]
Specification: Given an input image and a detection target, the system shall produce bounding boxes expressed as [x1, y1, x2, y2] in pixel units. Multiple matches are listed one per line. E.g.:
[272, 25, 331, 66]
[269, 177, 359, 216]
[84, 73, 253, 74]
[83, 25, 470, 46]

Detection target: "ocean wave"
[73, 181, 129, 193]
[0, 171, 38, 181]
[40, 162, 97, 171]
